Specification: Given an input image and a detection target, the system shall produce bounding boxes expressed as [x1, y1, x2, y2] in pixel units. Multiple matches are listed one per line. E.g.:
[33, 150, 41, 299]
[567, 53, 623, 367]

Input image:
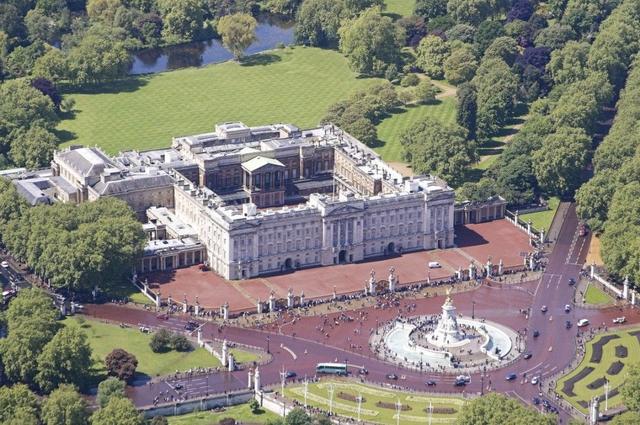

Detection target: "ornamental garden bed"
[338, 392, 366, 403]
[615, 345, 628, 358]
[376, 401, 412, 411]
[607, 361, 624, 375]
[590, 335, 620, 363]
[587, 377, 606, 390]
[424, 407, 457, 414]
[562, 366, 595, 397]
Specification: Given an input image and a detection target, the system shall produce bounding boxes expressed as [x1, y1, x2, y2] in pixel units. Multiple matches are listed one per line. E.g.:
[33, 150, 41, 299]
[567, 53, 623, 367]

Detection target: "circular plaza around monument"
[370, 293, 519, 372]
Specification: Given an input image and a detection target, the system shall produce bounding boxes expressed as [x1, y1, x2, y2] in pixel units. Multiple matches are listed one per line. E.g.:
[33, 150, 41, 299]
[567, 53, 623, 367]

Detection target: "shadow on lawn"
[62, 77, 150, 95]
[240, 53, 281, 67]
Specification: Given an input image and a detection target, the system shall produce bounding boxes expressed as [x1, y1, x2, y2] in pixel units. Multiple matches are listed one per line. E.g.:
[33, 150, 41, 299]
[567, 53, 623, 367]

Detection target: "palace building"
[6, 122, 489, 280]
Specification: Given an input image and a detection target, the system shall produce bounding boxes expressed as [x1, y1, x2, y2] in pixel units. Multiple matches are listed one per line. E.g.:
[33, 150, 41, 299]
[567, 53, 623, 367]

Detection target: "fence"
[140, 390, 253, 419]
[505, 210, 544, 242]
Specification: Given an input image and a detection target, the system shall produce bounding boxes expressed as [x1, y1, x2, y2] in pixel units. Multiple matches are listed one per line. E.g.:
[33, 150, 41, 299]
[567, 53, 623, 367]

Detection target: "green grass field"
[384, 0, 416, 17]
[58, 47, 382, 155]
[64, 317, 257, 378]
[519, 197, 560, 233]
[168, 403, 279, 424]
[584, 284, 615, 305]
[284, 380, 463, 424]
[375, 97, 457, 163]
[557, 329, 640, 413]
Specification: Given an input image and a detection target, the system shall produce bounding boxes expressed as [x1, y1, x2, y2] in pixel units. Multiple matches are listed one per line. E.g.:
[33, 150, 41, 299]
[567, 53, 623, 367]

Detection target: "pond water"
[128, 17, 294, 75]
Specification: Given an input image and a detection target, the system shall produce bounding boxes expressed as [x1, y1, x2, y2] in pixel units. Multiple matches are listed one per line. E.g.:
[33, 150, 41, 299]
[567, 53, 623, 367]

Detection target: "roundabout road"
[89, 204, 639, 423]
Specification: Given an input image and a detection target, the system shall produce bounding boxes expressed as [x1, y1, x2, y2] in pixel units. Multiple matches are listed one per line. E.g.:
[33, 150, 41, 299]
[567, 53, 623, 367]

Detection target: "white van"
[428, 261, 441, 269]
[577, 319, 590, 327]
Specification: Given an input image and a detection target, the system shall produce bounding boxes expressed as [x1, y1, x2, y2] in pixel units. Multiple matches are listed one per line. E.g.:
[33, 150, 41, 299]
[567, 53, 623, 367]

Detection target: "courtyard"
[144, 220, 532, 311]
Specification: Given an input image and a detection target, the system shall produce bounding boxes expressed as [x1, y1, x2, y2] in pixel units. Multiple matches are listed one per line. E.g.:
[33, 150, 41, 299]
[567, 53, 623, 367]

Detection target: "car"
[541, 305, 548, 313]
[425, 380, 437, 386]
[613, 317, 626, 324]
[428, 261, 441, 269]
[0, 261, 8, 269]
[505, 373, 517, 381]
[565, 320, 572, 329]
[533, 330, 540, 338]
[568, 278, 576, 286]
[285, 371, 297, 379]
[454, 379, 467, 387]
[564, 304, 571, 312]
[531, 376, 539, 385]
[577, 319, 590, 327]
[523, 352, 532, 360]
[533, 397, 541, 405]
[386, 373, 398, 380]
[456, 375, 471, 383]
[184, 321, 198, 331]
[358, 368, 368, 375]
[174, 383, 183, 390]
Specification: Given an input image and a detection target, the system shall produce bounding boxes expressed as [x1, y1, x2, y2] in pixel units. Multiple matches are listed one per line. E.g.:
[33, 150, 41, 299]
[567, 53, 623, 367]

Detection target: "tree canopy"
[217, 13, 257, 60]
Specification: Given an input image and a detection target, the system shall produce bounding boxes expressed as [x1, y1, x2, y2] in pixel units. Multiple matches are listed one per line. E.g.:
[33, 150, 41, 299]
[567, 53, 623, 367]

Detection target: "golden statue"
[445, 287, 453, 305]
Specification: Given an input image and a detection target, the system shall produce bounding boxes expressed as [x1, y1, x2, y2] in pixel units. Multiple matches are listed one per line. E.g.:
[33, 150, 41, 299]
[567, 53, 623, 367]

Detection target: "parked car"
[578, 222, 588, 237]
[531, 376, 539, 385]
[456, 375, 471, 383]
[564, 304, 571, 312]
[565, 320, 572, 329]
[523, 352, 533, 360]
[454, 379, 467, 387]
[505, 373, 517, 381]
[174, 383, 183, 390]
[358, 368, 369, 375]
[386, 373, 398, 380]
[533, 330, 540, 338]
[577, 319, 590, 327]
[541, 305, 548, 313]
[285, 371, 297, 379]
[184, 321, 198, 331]
[425, 380, 437, 386]
[613, 317, 626, 324]
[428, 261, 441, 269]
[568, 278, 576, 286]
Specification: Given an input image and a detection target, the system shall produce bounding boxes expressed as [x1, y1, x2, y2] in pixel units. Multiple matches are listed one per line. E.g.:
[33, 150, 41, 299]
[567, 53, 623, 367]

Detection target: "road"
[86, 204, 638, 422]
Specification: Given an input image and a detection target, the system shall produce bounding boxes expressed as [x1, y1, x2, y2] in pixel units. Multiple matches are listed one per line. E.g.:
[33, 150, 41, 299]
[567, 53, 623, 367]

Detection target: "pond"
[129, 16, 294, 75]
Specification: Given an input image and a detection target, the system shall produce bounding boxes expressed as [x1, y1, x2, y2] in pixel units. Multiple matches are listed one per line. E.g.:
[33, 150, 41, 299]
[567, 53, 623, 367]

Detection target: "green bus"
[316, 363, 348, 376]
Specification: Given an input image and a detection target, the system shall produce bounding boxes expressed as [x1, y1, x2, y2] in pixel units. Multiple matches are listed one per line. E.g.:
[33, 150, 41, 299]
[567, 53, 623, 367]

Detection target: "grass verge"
[519, 197, 560, 233]
[167, 403, 279, 424]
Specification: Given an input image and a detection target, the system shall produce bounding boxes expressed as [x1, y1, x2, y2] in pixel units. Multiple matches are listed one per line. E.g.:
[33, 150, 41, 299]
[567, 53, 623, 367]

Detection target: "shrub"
[170, 333, 192, 352]
[149, 328, 171, 353]
[105, 349, 138, 383]
[219, 418, 236, 425]
[401, 73, 420, 87]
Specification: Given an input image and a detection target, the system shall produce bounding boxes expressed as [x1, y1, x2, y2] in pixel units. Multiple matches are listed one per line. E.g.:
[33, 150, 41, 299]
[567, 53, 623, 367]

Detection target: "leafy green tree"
[149, 417, 169, 425]
[41, 384, 89, 425]
[344, 118, 377, 147]
[286, 408, 311, 425]
[401, 117, 476, 186]
[25, 8, 61, 43]
[91, 397, 143, 425]
[575, 169, 617, 233]
[483, 36, 518, 66]
[414, 0, 447, 21]
[473, 19, 504, 56]
[170, 333, 192, 352]
[36, 326, 93, 393]
[66, 30, 130, 84]
[32, 48, 69, 82]
[217, 13, 257, 60]
[533, 126, 591, 196]
[5, 42, 47, 78]
[294, 0, 345, 47]
[157, 0, 204, 43]
[534, 24, 576, 49]
[444, 44, 477, 84]
[611, 412, 640, 425]
[621, 361, 640, 412]
[416, 34, 450, 79]
[457, 178, 498, 202]
[0, 384, 40, 423]
[0, 178, 27, 235]
[413, 79, 438, 103]
[547, 41, 590, 85]
[105, 349, 138, 383]
[87, 0, 123, 23]
[150, 328, 172, 353]
[445, 24, 476, 43]
[458, 393, 556, 425]
[400, 73, 420, 87]
[96, 377, 126, 408]
[9, 125, 59, 169]
[5, 408, 40, 425]
[456, 82, 476, 140]
[343, 0, 383, 15]
[447, 0, 491, 25]
[338, 7, 404, 76]
[561, 0, 616, 37]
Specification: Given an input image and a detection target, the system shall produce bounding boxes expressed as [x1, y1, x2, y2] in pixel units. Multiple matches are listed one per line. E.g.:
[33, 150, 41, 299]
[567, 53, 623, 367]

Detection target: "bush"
[219, 418, 236, 425]
[413, 80, 439, 104]
[401, 73, 420, 87]
[149, 328, 171, 353]
[150, 416, 169, 425]
[170, 334, 192, 352]
[105, 349, 138, 383]
[398, 90, 416, 105]
[249, 399, 260, 413]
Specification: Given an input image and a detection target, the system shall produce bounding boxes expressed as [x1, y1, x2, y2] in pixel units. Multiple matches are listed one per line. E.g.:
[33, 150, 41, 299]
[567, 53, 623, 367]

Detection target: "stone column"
[540, 229, 545, 243]
[456, 267, 462, 281]
[195, 298, 200, 316]
[590, 263, 595, 279]
[623, 276, 629, 300]
[197, 327, 202, 346]
[486, 260, 492, 277]
[332, 286, 337, 301]
[514, 210, 519, 224]
[257, 298, 263, 314]
[469, 263, 476, 280]
[268, 292, 276, 312]
[388, 267, 396, 292]
[529, 255, 535, 271]
[182, 295, 188, 313]
[299, 291, 305, 307]
[222, 339, 228, 367]
[222, 302, 229, 320]
[227, 354, 235, 371]
[527, 221, 532, 236]
[248, 369, 254, 389]
[287, 288, 294, 308]
[632, 291, 636, 306]
[254, 367, 261, 393]
[369, 275, 376, 295]
[498, 259, 503, 275]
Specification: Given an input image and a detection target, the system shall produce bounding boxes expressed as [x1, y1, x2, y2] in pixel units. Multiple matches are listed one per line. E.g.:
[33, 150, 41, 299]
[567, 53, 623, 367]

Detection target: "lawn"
[519, 197, 560, 233]
[583, 283, 615, 305]
[63, 317, 257, 378]
[168, 403, 279, 424]
[58, 47, 383, 155]
[384, 0, 416, 17]
[375, 97, 457, 163]
[283, 380, 463, 424]
[556, 329, 640, 413]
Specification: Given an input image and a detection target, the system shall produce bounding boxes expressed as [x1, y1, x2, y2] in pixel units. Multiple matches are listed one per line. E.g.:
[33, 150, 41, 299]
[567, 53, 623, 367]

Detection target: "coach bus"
[316, 363, 348, 376]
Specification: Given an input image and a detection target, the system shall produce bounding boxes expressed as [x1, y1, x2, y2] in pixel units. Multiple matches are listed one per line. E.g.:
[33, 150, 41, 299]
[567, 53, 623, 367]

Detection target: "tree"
[149, 417, 169, 425]
[534, 24, 576, 49]
[343, 0, 383, 15]
[400, 117, 476, 186]
[25, 8, 61, 43]
[150, 328, 172, 353]
[415, 34, 449, 79]
[105, 349, 138, 383]
[338, 7, 404, 77]
[611, 412, 640, 425]
[0, 384, 40, 423]
[473, 20, 505, 55]
[170, 333, 192, 352]
[457, 178, 498, 202]
[472, 58, 518, 140]
[397, 16, 426, 47]
[533, 126, 591, 196]
[456, 82, 476, 140]
[66, 31, 130, 84]
[41, 384, 89, 425]
[286, 408, 311, 425]
[548, 41, 590, 85]
[217, 13, 257, 60]
[157, 0, 204, 43]
[575, 169, 617, 233]
[447, 0, 491, 25]
[506, 0, 533, 22]
[446, 24, 476, 43]
[483, 36, 518, 66]
[87, 0, 123, 23]
[413, 79, 438, 103]
[5, 42, 47, 78]
[31, 78, 62, 109]
[414, 0, 447, 21]
[91, 397, 143, 425]
[444, 44, 477, 84]
[294, 0, 345, 47]
[9, 125, 59, 169]
[36, 326, 93, 393]
[96, 377, 126, 408]
[344, 118, 377, 147]
[458, 393, 555, 424]
[621, 356, 640, 412]
[32, 48, 69, 82]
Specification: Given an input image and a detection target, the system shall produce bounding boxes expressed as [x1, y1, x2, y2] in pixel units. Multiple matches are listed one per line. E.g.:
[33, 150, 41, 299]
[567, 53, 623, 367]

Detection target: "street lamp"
[267, 336, 270, 354]
[472, 301, 476, 319]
